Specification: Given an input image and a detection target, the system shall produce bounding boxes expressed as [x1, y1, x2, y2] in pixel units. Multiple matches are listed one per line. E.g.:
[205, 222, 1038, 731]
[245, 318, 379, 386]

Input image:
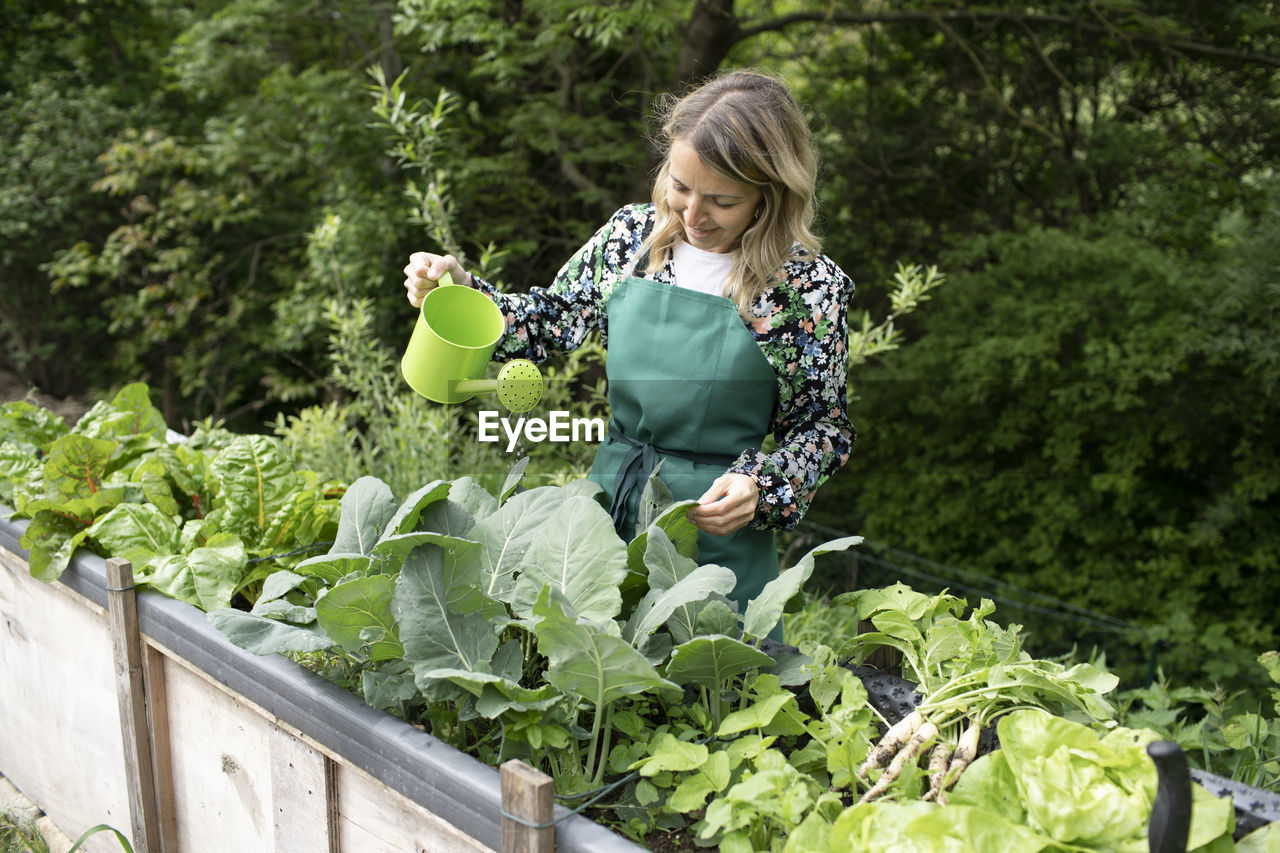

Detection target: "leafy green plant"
[0, 384, 341, 607]
[14, 383, 1271, 848]
[0, 811, 49, 853]
[214, 462, 1243, 850]
[1115, 651, 1280, 793]
[946, 711, 1236, 852]
[831, 584, 1118, 805]
[210, 460, 863, 843]
[783, 593, 863, 656]
[806, 707, 1250, 853]
[639, 665, 870, 851]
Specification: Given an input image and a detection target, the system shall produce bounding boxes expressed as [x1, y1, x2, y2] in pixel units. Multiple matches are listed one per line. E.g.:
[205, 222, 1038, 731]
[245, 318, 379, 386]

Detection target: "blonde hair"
[644, 69, 821, 316]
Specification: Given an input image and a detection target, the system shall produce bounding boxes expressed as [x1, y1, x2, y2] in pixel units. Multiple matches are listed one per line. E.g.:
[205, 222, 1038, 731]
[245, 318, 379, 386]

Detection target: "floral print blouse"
[470, 203, 855, 532]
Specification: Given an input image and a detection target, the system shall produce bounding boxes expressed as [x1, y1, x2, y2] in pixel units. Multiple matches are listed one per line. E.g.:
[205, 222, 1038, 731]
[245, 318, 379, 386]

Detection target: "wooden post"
[500, 760, 554, 853]
[858, 618, 903, 674]
[324, 755, 341, 853]
[107, 558, 163, 853]
[142, 641, 178, 852]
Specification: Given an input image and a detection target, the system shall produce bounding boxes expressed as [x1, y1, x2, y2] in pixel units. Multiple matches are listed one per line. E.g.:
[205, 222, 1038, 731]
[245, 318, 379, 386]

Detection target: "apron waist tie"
[607, 423, 737, 537]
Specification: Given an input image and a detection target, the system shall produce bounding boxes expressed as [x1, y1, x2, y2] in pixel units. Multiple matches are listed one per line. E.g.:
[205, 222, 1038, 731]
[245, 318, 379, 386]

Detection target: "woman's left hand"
[688, 473, 759, 536]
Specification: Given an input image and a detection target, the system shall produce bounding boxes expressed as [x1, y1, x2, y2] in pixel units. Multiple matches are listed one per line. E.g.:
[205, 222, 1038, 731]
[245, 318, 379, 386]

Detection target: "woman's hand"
[687, 472, 759, 536]
[403, 252, 470, 307]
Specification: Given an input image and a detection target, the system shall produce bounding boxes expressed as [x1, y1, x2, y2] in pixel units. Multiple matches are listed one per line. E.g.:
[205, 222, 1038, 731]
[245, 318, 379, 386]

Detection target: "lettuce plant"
[799, 709, 1255, 853]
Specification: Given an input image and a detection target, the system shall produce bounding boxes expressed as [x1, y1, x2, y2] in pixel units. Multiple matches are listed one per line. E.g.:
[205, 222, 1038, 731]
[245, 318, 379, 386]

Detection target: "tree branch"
[930, 14, 1061, 146]
[549, 60, 613, 220]
[733, 8, 1280, 68]
[675, 0, 741, 89]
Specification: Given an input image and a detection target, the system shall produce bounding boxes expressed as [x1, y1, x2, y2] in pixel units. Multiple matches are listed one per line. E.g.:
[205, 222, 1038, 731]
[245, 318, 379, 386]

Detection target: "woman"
[403, 69, 854, 614]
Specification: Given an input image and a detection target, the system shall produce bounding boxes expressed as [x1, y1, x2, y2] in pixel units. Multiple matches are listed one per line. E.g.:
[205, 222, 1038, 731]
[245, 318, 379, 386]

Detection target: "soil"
[0, 367, 94, 426]
[643, 829, 699, 852]
[584, 813, 699, 853]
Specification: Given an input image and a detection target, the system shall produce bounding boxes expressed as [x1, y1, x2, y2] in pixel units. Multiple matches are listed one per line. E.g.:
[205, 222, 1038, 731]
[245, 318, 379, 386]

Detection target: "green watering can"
[400, 272, 544, 413]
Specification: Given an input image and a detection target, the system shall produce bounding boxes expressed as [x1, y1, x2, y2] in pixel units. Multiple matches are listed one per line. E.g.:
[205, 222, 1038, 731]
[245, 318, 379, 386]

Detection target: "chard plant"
[0, 384, 341, 607]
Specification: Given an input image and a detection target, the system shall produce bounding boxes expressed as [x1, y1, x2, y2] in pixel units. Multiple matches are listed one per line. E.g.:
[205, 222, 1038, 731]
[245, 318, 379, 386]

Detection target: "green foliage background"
[3, 0, 1278, 691]
[806, 198, 1280, 686]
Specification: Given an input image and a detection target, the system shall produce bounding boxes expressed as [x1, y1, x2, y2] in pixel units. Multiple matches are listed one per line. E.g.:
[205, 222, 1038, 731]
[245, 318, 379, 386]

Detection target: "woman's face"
[667, 139, 763, 254]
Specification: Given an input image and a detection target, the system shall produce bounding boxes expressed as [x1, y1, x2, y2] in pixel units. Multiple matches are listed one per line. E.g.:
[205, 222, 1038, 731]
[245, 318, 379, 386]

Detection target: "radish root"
[940, 718, 981, 793]
[856, 709, 923, 781]
[858, 719, 939, 804]
[921, 739, 954, 804]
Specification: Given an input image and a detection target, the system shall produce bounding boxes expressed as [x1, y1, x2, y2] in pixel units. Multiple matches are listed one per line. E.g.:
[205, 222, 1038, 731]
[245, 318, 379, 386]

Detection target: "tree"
[391, 0, 686, 279]
[713, 1, 1280, 280]
[808, 185, 1280, 687]
[21, 0, 416, 427]
[0, 0, 177, 398]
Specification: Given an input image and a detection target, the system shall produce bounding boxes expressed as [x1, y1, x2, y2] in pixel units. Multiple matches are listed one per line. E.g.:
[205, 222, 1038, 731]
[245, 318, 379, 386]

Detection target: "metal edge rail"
[0, 510, 642, 853]
[1190, 769, 1280, 839]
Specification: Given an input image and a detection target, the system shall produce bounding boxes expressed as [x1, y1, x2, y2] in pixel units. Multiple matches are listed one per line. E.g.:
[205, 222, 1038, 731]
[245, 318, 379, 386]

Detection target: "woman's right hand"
[403, 252, 470, 307]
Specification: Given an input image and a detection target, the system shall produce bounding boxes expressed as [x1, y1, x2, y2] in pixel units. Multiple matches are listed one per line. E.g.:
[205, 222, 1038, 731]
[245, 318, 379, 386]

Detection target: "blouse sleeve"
[727, 256, 856, 531]
[469, 204, 651, 362]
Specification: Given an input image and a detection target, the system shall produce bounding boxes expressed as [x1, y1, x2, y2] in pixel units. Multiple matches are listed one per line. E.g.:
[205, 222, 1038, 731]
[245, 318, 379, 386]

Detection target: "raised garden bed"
[0, 510, 642, 853]
[3, 405, 1276, 853]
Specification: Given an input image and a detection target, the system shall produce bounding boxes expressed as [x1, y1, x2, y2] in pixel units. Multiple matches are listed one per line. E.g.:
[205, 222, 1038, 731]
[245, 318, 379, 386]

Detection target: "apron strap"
[607, 423, 737, 537]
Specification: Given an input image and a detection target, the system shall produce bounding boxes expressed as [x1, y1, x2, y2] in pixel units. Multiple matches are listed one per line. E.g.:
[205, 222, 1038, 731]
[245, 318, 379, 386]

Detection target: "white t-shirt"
[672, 239, 735, 298]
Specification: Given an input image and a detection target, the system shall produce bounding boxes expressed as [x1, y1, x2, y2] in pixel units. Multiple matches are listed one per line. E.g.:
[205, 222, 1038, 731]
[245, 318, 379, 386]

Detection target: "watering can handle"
[437, 269, 491, 395]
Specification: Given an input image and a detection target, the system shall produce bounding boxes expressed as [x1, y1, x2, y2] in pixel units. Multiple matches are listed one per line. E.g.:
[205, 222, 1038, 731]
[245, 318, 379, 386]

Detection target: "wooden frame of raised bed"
[0, 513, 644, 853]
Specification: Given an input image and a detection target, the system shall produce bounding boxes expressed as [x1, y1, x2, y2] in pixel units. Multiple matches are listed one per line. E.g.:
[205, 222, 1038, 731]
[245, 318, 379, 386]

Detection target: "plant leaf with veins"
[533, 587, 679, 706]
[511, 495, 627, 623]
[742, 536, 862, 639]
[329, 475, 398, 556]
[461, 485, 567, 602]
[395, 545, 500, 681]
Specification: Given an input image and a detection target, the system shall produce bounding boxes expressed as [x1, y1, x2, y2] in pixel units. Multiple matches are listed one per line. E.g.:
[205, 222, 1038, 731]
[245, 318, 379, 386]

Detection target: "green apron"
[587, 273, 780, 616]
